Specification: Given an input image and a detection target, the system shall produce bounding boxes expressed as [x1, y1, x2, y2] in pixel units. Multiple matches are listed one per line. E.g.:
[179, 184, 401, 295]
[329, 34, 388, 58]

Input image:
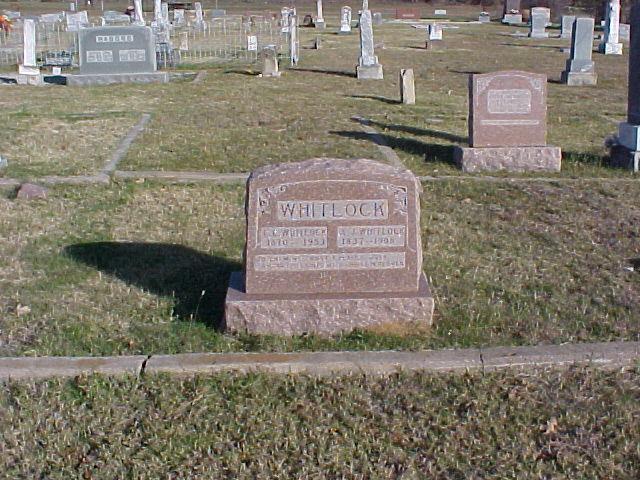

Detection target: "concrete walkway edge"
[0, 341, 637, 381]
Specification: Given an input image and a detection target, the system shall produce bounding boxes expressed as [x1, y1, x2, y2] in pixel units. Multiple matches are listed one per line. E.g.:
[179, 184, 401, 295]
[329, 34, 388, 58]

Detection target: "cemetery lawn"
[1, 178, 638, 357]
[0, 21, 633, 179]
[1, 365, 639, 477]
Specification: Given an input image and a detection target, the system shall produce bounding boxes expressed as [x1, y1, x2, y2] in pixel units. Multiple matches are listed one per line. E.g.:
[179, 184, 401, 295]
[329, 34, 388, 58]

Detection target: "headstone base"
[454, 146, 562, 173]
[18, 65, 40, 76]
[502, 14, 522, 24]
[261, 71, 282, 78]
[618, 122, 640, 151]
[338, 27, 351, 34]
[224, 271, 434, 336]
[315, 19, 326, 29]
[609, 145, 640, 172]
[529, 32, 549, 39]
[66, 72, 170, 86]
[599, 42, 623, 55]
[357, 63, 384, 80]
[561, 71, 598, 86]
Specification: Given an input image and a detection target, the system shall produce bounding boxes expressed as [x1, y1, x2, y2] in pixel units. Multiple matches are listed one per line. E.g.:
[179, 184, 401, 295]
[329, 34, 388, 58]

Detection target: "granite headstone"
[561, 17, 597, 86]
[224, 158, 434, 335]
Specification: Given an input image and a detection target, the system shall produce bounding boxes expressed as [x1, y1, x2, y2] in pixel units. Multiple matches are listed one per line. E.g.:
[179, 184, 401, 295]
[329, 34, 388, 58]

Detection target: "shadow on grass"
[353, 117, 468, 143]
[448, 69, 483, 75]
[348, 94, 399, 104]
[65, 242, 240, 330]
[224, 68, 260, 76]
[292, 67, 356, 78]
[331, 130, 457, 165]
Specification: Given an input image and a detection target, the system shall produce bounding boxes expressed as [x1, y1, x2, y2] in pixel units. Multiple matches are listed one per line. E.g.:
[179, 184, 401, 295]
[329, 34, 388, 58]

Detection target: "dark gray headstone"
[628, 4, 640, 124]
[78, 26, 156, 75]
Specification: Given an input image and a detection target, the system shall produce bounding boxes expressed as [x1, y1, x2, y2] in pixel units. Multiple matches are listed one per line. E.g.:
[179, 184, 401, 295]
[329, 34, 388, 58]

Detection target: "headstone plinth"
[357, 63, 384, 79]
[502, 13, 522, 25]
[561, 17, 597, 86]
[456, 71, 561, 172]
[223, 158, 434, 336]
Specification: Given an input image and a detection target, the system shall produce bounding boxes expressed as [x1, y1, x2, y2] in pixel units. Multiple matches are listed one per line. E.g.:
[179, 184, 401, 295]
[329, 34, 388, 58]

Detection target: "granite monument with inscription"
[599, 0, 623, 54]
[561, 17, 597, 86]
[70, 26, 168, 85]
[224, 158, 434, 335]
[455, 71, 562, 172]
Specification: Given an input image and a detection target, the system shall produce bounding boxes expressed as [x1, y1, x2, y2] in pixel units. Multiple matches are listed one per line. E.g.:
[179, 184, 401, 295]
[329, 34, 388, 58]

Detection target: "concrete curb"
[101, 113, 152, 175]
[113, 170, 249, 183]
[0, 341, 637, 381]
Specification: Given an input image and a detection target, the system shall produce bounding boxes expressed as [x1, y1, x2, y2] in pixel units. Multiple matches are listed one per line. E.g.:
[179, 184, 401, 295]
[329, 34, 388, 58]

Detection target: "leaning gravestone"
[611, 3, 639, 171]
[357, 8, 383, 79]
[561, 17, 597, 86]
[69, 26, 168, 85]
[454, 71, 561, 172]
[261, 46, 281, 77]
[529, 7, 549, 38]
[224, 158, 434, 335]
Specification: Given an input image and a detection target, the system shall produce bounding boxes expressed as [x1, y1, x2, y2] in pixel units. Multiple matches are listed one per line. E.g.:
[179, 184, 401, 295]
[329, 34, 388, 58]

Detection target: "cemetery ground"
[0, 4, 639, 475]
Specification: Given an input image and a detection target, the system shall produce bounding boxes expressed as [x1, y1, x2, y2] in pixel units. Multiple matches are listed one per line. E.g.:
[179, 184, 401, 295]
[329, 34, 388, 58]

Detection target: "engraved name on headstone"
[78, 26, 156, 75]
[470, 71, 547, 147]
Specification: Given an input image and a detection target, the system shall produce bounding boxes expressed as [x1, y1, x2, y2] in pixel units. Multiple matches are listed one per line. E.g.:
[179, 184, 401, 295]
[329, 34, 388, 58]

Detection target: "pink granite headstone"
[224, 158, 434, 335]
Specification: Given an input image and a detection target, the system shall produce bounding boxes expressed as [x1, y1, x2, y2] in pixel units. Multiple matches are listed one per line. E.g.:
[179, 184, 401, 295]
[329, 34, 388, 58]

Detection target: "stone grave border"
[0, 340, 638, 380]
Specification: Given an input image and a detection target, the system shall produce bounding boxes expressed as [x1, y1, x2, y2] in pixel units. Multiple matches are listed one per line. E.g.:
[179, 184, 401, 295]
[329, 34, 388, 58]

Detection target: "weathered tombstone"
[211, 9, 226, 18]
[561, 15, 576, 38]
[339, 6, 352, 34]
[74, 26, 163, 84]
[503, 12, 522, 24]
[599, 0, 622, 54]
[357, 8, 383, 79]
[314, 35, 322, 49]
[612, 3, 640, 171]
[161, 3, 169, 24]
[66, 11, 89, 31]
[561, 17, 597, 86]
[454, 71, 562, 172]
[3, 11, 21, 20]
[479, 12, 491, 24]
[529, 7, 549, 38]
[173, 8, 185, 26]
[70, 2, 76, 12]
[224, 158, 434, 335]
[18, 19, 39, 76]
[315, 0, 325, 29]
[280, 7, 293, 33]
[400, 69, 415, 104]
[619, 23, 630, 41]
[194, 2, 204, 25]
[261, 46, 281, 77]
[102, 10, 131, 25]
[289, 14, 299, 66]
[153, 0, 162, 24]
[372, 12, 383, 25]
[247, 34, 258, 52]
[435, 9, 447, 16]
[428, 23, 443, 42]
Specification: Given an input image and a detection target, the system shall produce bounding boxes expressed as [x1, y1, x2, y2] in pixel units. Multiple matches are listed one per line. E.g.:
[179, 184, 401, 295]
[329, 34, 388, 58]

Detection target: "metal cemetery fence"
[0, 15, 289, 69]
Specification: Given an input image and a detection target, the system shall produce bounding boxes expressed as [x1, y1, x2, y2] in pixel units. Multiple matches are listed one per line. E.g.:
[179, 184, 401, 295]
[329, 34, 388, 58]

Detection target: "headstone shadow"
[65, 242, 241, 330]
[292, 67, 357, 78]
[330, 130, 457, 165]
[357, 118, 468, 143]
[348, 94, 399, 104]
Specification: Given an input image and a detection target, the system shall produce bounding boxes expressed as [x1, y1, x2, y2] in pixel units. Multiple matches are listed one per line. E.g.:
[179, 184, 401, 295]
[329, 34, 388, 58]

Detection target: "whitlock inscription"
[260, 227, 327, 249]
[487, 89, 532, 114]
[254, 252, 405, 271]
[337, 225, 406, 248]
[276, 199, 388, 221]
